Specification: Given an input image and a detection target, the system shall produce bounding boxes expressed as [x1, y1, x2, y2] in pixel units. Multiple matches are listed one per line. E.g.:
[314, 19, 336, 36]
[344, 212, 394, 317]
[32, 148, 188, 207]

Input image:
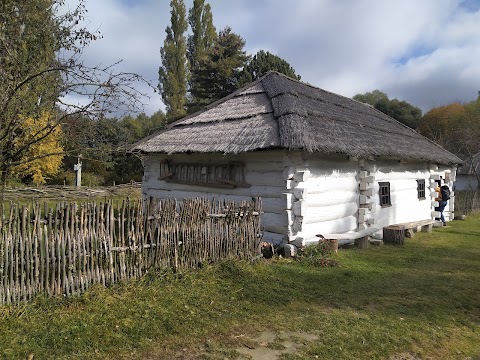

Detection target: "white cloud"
[63, 0, 480, 115]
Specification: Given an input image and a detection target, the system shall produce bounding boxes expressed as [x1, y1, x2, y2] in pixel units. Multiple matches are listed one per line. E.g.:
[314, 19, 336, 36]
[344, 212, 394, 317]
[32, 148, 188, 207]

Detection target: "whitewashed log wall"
[365, 161, 430, 232]
[142, 151, 289, 244]
[283, 153, 359, 247]
[142, 150, 458, 247]
[369, 161, 456, 235]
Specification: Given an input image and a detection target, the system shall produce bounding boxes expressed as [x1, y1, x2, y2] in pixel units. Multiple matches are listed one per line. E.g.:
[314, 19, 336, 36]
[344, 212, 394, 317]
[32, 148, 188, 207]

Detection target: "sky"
[65, 0, 480, 116]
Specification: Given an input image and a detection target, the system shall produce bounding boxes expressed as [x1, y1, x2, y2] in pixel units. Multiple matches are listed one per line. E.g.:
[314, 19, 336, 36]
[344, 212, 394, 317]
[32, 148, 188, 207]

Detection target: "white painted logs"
[147, 182, 285, 198]
[301, 215, 357, 239]
[303, 202, 358, 224]
[306, 191, 357, 207]
[305, 177, 358, 194]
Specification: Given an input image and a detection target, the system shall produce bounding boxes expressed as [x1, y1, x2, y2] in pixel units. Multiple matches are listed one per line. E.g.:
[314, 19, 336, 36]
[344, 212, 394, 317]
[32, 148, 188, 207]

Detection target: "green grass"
[1, 216, 480, 359]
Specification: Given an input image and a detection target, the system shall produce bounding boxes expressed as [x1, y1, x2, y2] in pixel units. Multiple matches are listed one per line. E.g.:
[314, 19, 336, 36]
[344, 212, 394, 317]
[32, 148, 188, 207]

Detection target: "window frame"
[378, 181, 391, 207]
[416, 179, 426, 200]
[158, 159, 250, 188]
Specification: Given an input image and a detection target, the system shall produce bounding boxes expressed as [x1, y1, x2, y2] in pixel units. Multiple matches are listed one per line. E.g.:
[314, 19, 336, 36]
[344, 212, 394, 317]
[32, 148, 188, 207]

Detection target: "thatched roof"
[134, 72, 461, 165]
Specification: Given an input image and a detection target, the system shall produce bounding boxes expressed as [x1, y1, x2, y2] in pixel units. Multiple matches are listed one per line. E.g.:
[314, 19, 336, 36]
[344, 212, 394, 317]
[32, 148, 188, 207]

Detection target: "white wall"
[372, 161, 455, 232]
[284, 154, 360, 246]
[142, 151, 289, 244]
[143, 151, 458, 246]
[373, 161, 432, 228]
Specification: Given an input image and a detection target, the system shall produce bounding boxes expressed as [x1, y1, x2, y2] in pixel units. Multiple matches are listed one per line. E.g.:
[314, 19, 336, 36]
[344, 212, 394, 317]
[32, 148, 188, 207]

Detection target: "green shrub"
[297, 240, 338, 267]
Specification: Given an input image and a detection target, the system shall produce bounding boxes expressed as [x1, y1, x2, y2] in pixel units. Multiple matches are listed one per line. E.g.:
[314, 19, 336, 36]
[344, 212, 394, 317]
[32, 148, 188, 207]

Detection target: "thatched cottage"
[133, 72, 461, 247]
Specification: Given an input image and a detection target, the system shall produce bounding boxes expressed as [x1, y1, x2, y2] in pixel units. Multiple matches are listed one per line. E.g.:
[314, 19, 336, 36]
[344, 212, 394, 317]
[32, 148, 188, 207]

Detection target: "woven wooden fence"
[0, 197, 262, 305]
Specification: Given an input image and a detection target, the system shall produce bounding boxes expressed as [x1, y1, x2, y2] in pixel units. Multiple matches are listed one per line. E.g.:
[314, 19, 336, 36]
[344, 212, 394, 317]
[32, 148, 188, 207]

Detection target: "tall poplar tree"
[159, 0, 188, 121]
[187, 0, 216, 67]
[187, 0, 216, 113]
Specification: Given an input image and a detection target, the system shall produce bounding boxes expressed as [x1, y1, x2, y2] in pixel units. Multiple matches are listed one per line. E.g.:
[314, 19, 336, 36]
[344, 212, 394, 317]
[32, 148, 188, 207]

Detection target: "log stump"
[383, 226, 405, 245]
[328, 239, 338, 254]
[354, 236, 369, 249]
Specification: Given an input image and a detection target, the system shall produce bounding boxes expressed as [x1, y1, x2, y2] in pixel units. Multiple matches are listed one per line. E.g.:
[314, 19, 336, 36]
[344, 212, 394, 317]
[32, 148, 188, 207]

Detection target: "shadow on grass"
[440, 229, 480, 238]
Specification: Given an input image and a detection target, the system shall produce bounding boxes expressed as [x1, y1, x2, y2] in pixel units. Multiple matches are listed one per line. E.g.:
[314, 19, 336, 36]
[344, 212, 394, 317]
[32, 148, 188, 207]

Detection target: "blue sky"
[66, 0, 480, 116]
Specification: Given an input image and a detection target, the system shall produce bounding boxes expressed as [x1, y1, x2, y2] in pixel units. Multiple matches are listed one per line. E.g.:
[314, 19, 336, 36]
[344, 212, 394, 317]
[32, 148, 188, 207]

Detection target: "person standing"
[435, 184, 451, 226]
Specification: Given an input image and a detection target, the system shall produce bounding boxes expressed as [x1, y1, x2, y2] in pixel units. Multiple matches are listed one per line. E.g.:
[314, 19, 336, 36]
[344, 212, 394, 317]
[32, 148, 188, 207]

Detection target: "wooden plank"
[34, 204, 41, 295]
[384, 219, 434, 231]
[20, 206, 26, 302]
[219, 178, 251, 188]
[158, 172, 173, 180]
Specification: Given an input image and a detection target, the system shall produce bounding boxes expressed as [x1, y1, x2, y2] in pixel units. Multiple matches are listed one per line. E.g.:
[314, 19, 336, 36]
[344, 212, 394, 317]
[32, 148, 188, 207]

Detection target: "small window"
[417, 179, 426, 199]
[159, 160, 249, 188]
[379, 182, 391, 207]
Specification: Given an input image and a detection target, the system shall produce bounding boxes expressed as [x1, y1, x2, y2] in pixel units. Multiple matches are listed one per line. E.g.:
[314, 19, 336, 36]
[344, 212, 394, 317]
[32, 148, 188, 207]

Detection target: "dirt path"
[234, 331, 318, 359]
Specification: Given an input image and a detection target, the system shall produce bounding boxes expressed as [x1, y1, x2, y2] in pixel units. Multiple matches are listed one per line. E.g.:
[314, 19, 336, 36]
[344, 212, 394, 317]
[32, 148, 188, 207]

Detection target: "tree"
[245, 50, 300, 81]
[187, 0, 216, 68]
[0, 0, 148, 192]
[353, 90, 389, 106]
[1, 0, 60, 185]
[353, 90, 422, 129]
[187, 0, 216, 112]
[417, 103, 466, 151]
[417, 99, 480, 168]
[189, 27, 250, 110]
[159, 0, 189, 121]
[11, 112, 64, 185]
[61, 111, 167, 185]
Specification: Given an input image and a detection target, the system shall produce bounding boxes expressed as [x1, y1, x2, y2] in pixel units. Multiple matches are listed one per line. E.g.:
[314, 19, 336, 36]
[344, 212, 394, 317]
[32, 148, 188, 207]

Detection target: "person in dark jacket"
[435, 185, 450, 226]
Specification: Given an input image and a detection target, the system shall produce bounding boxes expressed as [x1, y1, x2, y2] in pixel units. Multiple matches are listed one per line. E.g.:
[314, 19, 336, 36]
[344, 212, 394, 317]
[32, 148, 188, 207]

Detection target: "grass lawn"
[1, 215, 479, 359]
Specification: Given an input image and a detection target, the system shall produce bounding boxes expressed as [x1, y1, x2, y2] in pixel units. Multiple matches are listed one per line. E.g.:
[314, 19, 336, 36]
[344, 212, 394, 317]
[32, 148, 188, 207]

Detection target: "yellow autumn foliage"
[11, 112, 64, 185]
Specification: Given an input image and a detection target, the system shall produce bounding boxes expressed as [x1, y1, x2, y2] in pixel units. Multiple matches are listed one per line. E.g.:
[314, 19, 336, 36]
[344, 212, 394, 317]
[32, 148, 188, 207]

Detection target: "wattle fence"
[0, 198, 262, 305]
